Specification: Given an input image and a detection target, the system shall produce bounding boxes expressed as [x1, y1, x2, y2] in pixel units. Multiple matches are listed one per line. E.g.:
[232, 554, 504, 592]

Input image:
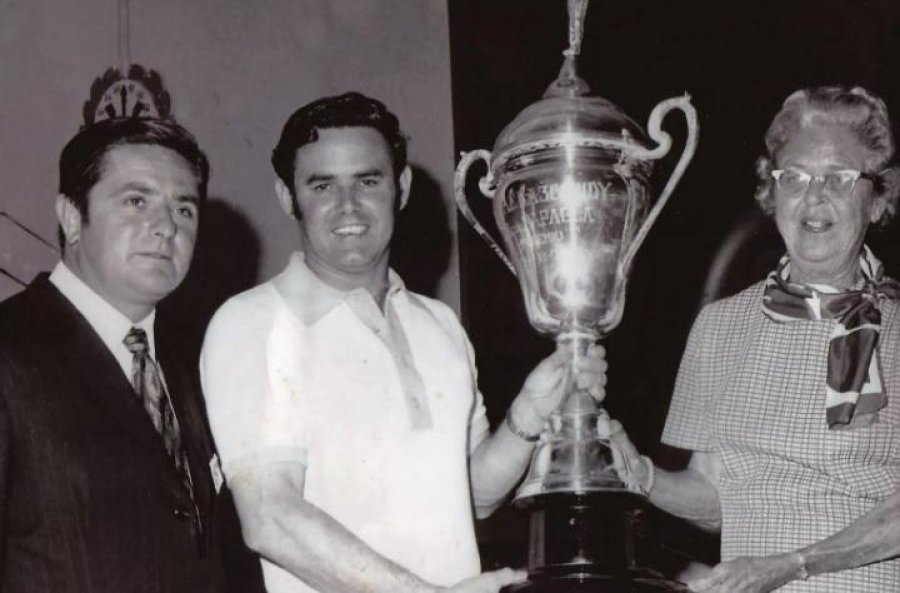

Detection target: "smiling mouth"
[802, 219, 832, 233]
[333, 224, 368, 237]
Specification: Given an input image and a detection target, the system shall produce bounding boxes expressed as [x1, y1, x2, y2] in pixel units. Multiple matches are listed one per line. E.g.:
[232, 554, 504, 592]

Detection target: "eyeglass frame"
[770, 167, 881, 198]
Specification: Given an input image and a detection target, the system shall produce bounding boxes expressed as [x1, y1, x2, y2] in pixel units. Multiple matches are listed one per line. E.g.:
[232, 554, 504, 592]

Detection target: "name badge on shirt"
[209, 453, 224, 494]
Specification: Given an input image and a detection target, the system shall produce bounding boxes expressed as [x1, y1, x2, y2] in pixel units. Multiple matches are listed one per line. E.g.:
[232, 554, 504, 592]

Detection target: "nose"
[802, 178, 826, 205]
[336, 184, 361, 213]
[149, 204, 177, 238]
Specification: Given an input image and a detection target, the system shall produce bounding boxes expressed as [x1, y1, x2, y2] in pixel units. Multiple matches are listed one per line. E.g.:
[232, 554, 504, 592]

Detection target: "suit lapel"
[156, 317, 214, 509]
[29, 275, 218, 526]
[155, 314, 217, 557]
[29, 277, 184, 481]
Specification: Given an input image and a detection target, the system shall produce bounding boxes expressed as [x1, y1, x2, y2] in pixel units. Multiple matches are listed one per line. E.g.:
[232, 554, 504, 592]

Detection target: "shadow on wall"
[698, 204, 900, 308]
[699, 208, 783, 306]
[390, 165, 453, 299]
[161, 197, 261, 358]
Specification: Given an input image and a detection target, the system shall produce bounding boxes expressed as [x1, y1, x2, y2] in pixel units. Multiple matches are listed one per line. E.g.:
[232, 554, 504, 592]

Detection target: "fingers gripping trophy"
[454, 1, 697, 591]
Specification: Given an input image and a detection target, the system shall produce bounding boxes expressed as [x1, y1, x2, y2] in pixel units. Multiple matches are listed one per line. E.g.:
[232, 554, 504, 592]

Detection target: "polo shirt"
[200, 252, 489, 592]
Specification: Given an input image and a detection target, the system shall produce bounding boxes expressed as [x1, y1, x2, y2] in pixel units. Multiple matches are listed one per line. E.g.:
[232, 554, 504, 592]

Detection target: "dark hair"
[271, 91, 408, 200]
[58, 117, 210, 246]
[754, 85, 900, 225]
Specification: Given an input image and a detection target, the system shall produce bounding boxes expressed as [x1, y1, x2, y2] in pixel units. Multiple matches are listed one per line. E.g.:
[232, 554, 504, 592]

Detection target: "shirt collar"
[49, 261, 156, 357]
[273, 251, 406, 326]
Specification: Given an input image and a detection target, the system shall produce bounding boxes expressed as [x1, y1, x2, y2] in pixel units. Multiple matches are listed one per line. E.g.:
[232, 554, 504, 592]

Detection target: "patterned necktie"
[123, 327, 201, 535]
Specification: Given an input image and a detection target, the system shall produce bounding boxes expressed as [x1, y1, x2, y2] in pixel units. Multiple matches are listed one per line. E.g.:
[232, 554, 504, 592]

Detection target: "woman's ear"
[872, 166, 900, 224]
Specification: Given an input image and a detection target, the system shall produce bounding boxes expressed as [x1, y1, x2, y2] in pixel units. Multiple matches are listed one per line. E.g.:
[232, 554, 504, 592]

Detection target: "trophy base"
[510, 492, 687, 593]
[507, 573, 687, 593]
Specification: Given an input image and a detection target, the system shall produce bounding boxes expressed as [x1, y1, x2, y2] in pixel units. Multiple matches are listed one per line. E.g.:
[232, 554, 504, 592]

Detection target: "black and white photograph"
[2, 1, 900, 592]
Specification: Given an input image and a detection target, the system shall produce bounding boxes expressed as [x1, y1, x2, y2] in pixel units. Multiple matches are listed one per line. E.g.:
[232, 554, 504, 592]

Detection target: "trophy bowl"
[492, 134, 651, 343]
[455, 87, 697, 502]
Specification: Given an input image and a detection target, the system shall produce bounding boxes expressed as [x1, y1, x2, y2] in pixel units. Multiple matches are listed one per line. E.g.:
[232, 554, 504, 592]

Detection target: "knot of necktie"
[123, 327, 149, 355]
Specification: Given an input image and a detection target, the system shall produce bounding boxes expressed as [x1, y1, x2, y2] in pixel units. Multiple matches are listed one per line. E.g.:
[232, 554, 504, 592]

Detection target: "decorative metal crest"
[82, 64, 171, 128]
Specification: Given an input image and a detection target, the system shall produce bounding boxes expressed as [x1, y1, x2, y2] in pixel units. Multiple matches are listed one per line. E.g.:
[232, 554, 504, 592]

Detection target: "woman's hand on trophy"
[600, 419, 655, 496]
[515, 342, 608, 430]
[684, 554, 805, 593]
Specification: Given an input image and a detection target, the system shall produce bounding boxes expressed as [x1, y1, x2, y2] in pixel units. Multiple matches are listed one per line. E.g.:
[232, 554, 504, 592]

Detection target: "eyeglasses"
[770, 168, 879, 197]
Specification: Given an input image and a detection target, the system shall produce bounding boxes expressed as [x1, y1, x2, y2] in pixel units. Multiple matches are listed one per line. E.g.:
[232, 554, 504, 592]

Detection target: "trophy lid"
[490, 64, 652, 174]
[491, 0, 653, 176]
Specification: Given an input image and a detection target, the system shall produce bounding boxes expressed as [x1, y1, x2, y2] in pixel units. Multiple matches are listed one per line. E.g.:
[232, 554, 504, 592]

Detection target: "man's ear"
[275, 179, 298, 219]
[55, 195, 82, 246]
[398, 166, 413, 210]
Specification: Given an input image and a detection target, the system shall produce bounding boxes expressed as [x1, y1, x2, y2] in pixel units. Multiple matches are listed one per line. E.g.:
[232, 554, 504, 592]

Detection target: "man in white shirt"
[0, 109, 262, 591]
[200, 92, 607, 593]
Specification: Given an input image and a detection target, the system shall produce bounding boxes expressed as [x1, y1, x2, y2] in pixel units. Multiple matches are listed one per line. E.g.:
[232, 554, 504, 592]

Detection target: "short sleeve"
[420, 295, 491, 455]
[462, 329, 490, 454]
[200, 292, 308, 481]
[661, 304, 719, 452]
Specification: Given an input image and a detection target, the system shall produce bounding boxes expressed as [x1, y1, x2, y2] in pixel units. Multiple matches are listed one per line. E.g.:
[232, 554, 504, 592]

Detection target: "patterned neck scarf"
[761, 245, 900, 429]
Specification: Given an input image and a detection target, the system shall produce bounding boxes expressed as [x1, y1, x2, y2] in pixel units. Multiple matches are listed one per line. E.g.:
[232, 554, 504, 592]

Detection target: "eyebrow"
[117, 181, 156, 194]
[116, 182, 199, 203]
[303, 169, 386, 184]
[353, 169, 384, 178]
[175, 194, 200, 205]
[304, 174, 335, 185]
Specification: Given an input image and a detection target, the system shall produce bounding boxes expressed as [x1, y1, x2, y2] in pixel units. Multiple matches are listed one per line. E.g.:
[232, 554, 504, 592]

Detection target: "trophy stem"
[559, 332, 594, 354]
[514, 332, 623, 502]
[557, 333, 599, 416]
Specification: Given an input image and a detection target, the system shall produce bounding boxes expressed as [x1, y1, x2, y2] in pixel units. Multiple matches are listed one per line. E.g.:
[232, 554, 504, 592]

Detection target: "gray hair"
[754, 85, 900, 225]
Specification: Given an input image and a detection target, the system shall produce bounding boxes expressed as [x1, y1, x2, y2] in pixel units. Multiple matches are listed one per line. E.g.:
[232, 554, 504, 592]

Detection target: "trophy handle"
[620, 94, 699, 273]
[454, 149, 517, 275]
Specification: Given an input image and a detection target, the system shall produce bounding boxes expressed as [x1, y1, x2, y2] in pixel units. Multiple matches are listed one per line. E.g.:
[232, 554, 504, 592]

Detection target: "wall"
[0, 0, 460, 311]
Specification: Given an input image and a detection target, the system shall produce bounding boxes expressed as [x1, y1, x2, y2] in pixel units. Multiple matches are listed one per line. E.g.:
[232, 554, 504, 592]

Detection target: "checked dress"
[662, 280, 900, 592]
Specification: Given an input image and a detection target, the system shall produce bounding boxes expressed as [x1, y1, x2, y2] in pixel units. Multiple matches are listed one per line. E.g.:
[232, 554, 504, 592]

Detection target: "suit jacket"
[0, 275, 263, 593]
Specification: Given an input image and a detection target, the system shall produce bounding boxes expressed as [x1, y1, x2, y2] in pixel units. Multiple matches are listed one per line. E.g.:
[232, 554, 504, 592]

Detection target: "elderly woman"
[613, 86, 900, 592]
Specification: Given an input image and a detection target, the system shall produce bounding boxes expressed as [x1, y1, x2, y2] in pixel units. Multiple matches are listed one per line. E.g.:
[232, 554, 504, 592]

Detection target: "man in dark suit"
[0, 113, 261, 591]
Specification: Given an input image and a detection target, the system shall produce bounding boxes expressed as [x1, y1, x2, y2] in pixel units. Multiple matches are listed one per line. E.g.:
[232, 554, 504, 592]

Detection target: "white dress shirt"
[49, 261, 157, 379]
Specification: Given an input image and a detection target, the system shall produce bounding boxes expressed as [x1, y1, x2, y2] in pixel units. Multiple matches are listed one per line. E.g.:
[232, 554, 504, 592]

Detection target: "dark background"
[447, 0, 900, 574]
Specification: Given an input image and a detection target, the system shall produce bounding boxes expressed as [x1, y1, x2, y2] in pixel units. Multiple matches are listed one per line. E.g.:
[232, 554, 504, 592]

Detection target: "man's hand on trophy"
[572, 342, 608, 403]
[512, 342, 608, 435]
[598, 418, 655, 497]
[440, 567, 528, 592]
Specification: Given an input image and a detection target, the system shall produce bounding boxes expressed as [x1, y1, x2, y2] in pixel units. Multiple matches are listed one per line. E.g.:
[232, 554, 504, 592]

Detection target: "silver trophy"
[454, 1, 697, 589]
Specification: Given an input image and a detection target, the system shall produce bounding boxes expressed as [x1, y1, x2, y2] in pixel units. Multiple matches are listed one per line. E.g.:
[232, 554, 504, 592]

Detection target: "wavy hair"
[271, 92, 408, 197]
[57, 117, 209, 248]
[754, 85, 900, 226]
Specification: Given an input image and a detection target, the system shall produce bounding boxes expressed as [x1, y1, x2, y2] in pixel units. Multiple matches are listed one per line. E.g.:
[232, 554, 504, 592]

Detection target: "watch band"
[506, 408, 541, 442]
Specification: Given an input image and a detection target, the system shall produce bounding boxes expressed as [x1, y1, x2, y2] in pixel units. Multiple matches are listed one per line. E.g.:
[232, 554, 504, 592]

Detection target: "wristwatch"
[506, 408, 541, 442]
